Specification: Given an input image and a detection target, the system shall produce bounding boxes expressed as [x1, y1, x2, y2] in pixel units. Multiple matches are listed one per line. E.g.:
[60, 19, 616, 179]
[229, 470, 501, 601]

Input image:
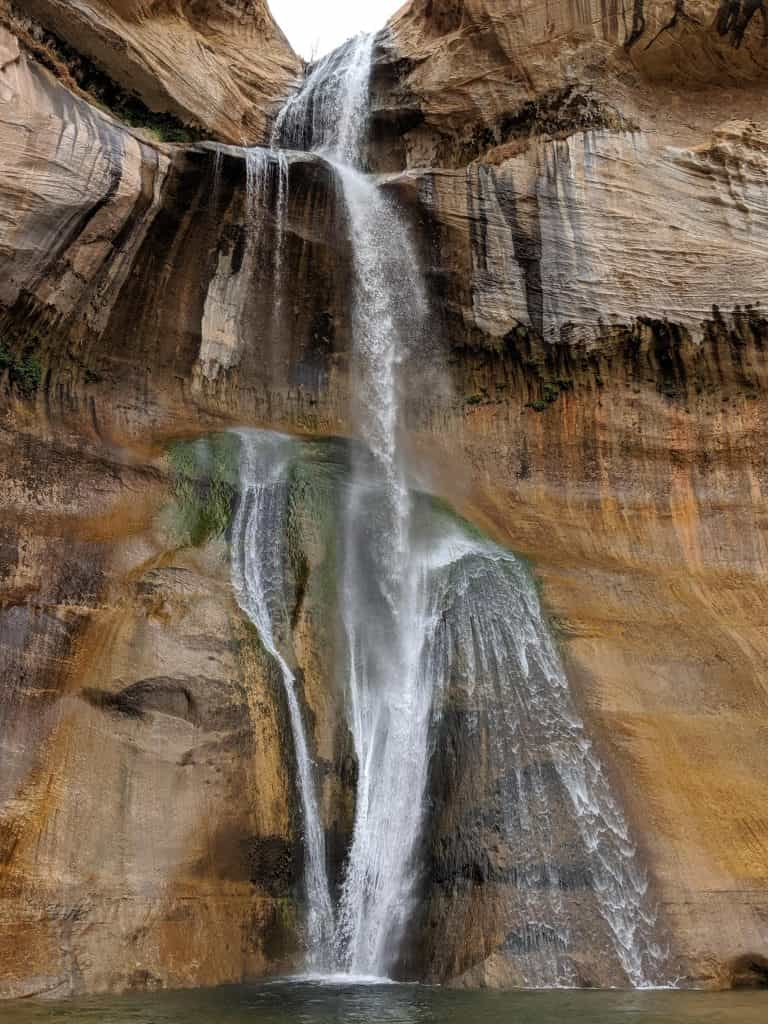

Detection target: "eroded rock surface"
[2, 0, 300, 142]
[374, 0, 767, 168]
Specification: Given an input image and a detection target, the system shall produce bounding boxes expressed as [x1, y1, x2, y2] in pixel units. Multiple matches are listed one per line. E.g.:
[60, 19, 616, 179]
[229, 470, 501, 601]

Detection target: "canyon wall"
[1, 0, 767, 996]
[2, 0, 300, 141]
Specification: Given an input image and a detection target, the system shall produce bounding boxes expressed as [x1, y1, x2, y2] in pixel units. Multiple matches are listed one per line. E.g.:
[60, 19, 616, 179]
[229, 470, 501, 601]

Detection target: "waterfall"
[272, 33, 376, 166]
[231, 431, 334, 966]
[279, 29, 435, 977]
[330, 172, 429, 978]
[228, 27, 667, 989]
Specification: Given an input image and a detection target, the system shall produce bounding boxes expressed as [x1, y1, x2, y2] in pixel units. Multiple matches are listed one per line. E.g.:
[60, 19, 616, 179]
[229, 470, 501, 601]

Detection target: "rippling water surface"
[5, 981, 768, 1024]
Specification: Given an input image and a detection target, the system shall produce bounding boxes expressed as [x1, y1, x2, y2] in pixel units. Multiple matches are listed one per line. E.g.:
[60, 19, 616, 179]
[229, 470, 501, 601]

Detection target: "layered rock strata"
[2, 0, 300, 142]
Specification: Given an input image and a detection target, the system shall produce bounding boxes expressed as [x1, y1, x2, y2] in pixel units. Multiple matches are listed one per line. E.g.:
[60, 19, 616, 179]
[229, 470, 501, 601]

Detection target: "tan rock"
[0, 426, 306, 997]
[4, 0, 300, 142]
[376, 0, 767, 168]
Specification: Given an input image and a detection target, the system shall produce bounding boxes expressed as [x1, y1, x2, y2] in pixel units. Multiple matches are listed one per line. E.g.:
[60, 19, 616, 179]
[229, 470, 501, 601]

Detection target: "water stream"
[272, 33, 376, 165]
[229, 30, 667, 988]
[231, 432, 334, 966]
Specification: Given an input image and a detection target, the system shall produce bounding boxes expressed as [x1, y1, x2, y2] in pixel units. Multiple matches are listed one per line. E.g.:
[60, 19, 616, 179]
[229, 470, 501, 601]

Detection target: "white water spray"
[330, 171, 429, 978]
[272, 34, 376, 166]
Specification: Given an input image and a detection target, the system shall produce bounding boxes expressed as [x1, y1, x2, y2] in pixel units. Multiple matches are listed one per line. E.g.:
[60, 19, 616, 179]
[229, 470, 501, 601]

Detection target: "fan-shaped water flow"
[231, 431, 334, 967]
[415, 507, 666, 987]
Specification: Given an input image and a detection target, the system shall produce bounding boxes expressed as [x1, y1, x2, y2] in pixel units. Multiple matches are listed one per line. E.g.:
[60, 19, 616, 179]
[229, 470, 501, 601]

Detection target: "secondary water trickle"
[231, 432, 334, 966]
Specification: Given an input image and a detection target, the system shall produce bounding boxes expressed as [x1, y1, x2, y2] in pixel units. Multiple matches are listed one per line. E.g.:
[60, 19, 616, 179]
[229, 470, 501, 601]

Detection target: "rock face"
[3, 0, 300, 142]
[1, 0, 768, 998]
[373, 0, 767, 168]
[0, 427, 308, 998]
[374, 0, 768, 989]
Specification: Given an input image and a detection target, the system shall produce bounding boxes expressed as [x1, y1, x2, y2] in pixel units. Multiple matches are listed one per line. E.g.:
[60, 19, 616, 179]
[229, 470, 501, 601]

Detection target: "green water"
[4, 982, 767, 1024]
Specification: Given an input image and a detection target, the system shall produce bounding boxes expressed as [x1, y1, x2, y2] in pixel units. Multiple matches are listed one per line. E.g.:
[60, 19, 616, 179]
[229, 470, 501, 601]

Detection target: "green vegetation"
[167, 433, 240, 547]
[286, 440, 345, 626]
[526, 377, 573, 412]
[0, 342, 42, 398]
[465, 385, 494, 407]
[105, 99, 202, 143]
[421, 492, 486, 544]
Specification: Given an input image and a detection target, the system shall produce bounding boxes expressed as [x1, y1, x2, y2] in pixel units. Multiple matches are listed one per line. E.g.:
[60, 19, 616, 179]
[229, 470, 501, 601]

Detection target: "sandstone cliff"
[2, 0, 300, 142]
[1, 0, 768, 997]
[374, 0, 767, 168]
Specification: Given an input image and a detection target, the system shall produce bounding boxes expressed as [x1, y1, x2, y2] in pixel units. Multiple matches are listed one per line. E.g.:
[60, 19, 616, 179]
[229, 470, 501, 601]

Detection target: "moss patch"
[0, 316, 45, 398]
[167, 433, 240, 547]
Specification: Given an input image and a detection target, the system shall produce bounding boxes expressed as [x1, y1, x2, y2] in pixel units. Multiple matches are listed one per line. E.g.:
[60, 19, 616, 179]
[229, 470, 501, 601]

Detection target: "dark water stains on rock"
[716, 0, 768, 47]
[727, 953, 768, 988]
[202, 826, 303, 897]
[448, 308, 768, 415]
[81, 679, 200, 724]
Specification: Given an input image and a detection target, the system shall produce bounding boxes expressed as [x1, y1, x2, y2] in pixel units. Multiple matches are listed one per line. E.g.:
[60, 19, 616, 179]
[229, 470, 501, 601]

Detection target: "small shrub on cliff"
[526, 377, 573, 412]
[14, 354, 42, 396]
[0, 343, 42, 398]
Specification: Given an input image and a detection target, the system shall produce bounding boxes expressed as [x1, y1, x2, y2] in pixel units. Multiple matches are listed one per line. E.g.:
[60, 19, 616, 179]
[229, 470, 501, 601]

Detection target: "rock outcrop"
[373, 0, 767, 168]
[1, 0, 768, 997]
[374, 0, 768, 988]
[2, 0, 300, 142]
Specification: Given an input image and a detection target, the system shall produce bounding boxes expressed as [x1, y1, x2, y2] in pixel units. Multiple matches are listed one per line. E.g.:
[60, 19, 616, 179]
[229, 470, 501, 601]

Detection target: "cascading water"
[272, 33, 376, 165]
[270, 29, 437, 978]
[414, 506, 666, 988]
[280, 30, 437, 978]
[231, 431, 334, 966]
[330, 167, 430, 982]
[228, 27, 668, 989]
